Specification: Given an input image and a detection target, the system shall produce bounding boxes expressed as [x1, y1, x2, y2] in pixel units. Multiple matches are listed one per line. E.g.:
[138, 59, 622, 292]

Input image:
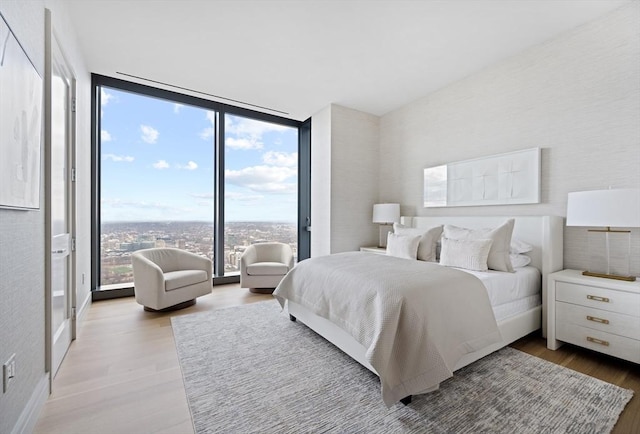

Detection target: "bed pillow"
[393, 223, 443, 262]
[386, 233, 421, 260]
[510, 238, 533, 254]
[443, 218, 515, 272]
[439, 237, 493, 272]
[510, 253, 531, 268]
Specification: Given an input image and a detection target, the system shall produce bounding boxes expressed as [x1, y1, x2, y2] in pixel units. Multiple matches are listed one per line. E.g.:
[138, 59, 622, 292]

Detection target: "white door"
[48, 25, 75, 378]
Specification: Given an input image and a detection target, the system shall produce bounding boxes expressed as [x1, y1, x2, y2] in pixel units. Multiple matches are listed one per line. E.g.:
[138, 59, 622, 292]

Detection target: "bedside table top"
[549, 269, 640, 292]
[360, 246, 386, 254]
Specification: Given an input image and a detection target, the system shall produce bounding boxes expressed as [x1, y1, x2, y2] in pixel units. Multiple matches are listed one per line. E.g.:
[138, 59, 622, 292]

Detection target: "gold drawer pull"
[587, 295, 610, 303]
[586, 316, 609, 325]
[587, 336, 610, 346]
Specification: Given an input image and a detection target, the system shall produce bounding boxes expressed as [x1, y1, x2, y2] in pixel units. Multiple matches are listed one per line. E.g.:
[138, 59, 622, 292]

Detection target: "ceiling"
[63, 0, 630, 121]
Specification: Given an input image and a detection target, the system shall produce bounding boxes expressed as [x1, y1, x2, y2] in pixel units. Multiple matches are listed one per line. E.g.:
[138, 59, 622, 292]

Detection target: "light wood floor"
[34, 284, 639, 434]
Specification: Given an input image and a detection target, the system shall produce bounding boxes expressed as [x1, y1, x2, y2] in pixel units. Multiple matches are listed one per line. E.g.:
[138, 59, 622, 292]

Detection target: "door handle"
[52, 249, 66, 254]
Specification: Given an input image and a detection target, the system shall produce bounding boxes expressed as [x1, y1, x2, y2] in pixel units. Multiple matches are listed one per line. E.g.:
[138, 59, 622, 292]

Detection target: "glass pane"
[224, 114, 298, 274]
[51, 66, 68, 332]
[100, 88, 215, 288]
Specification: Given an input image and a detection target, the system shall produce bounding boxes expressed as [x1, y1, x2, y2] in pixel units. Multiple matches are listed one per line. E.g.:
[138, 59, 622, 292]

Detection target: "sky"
[100, 87, 298, 223]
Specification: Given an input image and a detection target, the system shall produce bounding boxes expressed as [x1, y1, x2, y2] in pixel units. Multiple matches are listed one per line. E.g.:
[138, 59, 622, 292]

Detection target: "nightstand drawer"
[556, 281, 640, 316]
[556, 301, 640, 340]
[556, 322, 640, 363]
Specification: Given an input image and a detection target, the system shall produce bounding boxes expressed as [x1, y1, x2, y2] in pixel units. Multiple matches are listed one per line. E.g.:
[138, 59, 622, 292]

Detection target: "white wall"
[0, 1, 91, 432]
[311, 104, 379, 256]
[311, 105, 332, 257]
[378, 3, 640, 275]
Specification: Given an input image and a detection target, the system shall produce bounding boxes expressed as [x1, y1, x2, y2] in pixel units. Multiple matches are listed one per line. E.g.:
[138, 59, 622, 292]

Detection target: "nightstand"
[359, 246, 387, 255]
[547, 269, 640, 363]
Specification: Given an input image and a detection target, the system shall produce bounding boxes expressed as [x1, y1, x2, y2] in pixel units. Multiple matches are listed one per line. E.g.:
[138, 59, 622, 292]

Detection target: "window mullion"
[214, 111, 226, 277]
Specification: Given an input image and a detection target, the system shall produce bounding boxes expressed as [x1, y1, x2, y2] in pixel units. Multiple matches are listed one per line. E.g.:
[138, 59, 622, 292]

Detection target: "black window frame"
[91, 74, 310, 298]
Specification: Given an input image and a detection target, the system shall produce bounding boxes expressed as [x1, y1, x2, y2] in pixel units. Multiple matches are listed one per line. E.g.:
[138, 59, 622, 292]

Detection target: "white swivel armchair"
[240, 242, 294, 293]
[131, 248, 212, 311]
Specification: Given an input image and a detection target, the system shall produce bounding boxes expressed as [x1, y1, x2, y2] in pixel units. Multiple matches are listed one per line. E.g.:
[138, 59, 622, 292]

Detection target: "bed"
[274, 216, 563, 406]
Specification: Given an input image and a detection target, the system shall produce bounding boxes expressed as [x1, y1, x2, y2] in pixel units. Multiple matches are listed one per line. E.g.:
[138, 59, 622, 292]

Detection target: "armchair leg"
[143, 299, 196, 312]
[249, 288, 275, 294]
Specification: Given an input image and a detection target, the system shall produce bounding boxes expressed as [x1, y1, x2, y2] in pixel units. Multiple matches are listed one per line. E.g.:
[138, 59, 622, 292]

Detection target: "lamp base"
[378, 225, 392, 248]
[582, 271, 636, 282]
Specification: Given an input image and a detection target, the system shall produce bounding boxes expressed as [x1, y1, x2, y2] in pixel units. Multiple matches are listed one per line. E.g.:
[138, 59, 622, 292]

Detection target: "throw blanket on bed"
[273, 252, 502, 407]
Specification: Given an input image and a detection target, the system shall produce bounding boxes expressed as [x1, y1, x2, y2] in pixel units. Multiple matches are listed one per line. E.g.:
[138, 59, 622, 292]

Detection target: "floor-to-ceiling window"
[99, 87, 215, 288]
[224, 114, 299, 274]
[91, 75, 308, 294]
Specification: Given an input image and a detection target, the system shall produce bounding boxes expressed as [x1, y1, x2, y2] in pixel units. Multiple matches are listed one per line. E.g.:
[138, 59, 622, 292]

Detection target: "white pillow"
[443, 219, 515, 272]
[386, 233, 421, 260]
[439, 237, 493, 272]
[510, 238, 533, 254]
[510, 253, 531, 268]
[393, 223, 443, 262]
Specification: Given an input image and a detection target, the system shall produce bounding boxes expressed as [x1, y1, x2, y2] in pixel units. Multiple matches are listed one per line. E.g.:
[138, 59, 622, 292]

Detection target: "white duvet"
[273, 252, 502, 407]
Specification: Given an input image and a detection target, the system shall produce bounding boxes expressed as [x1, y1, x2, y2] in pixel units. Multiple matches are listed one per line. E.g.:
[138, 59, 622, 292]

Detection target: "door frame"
[44, 8, 77, 384]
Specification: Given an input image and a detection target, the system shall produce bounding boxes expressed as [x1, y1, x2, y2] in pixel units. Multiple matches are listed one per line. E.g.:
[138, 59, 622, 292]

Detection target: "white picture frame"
[424, 148, 541, 208]
[0, 13, 43, 210]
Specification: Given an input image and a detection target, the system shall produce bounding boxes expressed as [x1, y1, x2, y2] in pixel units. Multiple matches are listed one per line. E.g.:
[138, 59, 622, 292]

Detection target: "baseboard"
[76, 291, 92, 323]
[10, 373, 50, 434]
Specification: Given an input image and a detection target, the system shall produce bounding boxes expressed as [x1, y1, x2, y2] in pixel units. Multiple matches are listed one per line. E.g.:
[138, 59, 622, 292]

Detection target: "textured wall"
[311, 106, 332, 257]
[0, 1, 91, 431]
[378, 3, 640, 276]
[0, 2, 46, 432]
[311, 104, 379, 256]
[330, 105, 380, 253]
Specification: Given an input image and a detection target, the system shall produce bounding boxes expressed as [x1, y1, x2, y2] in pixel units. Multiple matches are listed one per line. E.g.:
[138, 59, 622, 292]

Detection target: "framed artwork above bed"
[424, 147, 540, 208]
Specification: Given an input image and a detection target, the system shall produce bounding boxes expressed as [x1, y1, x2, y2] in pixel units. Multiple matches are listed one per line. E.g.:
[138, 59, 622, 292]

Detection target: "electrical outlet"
[3, 353, 16, 393]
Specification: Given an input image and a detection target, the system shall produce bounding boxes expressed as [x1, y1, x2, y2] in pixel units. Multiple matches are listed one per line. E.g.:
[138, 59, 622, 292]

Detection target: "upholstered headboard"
[400, 215, 564, 337]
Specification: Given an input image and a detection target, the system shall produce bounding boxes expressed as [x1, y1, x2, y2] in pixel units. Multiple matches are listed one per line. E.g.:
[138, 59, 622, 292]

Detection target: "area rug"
[171, 301, 633, 434]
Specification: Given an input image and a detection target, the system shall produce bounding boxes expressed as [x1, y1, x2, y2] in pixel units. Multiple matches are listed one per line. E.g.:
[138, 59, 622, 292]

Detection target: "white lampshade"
[566, 189, 640, 228]
[372, 203, 400, 224]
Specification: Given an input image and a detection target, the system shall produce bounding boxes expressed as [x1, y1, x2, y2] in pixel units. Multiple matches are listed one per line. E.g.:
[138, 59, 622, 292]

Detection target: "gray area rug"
[172, 301, 633, 434]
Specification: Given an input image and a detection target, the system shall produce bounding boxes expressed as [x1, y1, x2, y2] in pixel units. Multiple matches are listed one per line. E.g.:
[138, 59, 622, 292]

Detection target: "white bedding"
[493, 294, 541, 322]
[274, 252, 502, 407]
[458, 266, 541, 321]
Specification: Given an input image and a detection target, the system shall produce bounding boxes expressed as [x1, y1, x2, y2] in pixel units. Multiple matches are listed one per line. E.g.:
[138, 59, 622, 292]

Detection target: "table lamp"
[566, 188, 640, 281]
[373, 203, 400, 248]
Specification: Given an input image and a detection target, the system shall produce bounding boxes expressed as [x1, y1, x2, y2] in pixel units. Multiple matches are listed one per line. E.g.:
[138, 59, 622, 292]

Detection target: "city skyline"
[101, 220, 297, 286]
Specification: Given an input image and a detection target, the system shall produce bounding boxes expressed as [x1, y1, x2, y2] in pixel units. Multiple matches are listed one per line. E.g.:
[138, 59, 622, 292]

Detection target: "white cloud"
[140, 124, 159, 144]
[101, 89, 113, 106]
[263, 151, 297, 167]
[177, 161, 198, 170]
[206, 111, 216, 124]
[101, 130, 112, 142]
[174, 103, 184, 114]
[153, 160, 170, 169]
[247, 183, 296, 193]
[225, 192, 264, 202]
[199, 111, 216, 141]
[225, 165, 296, 194]
[200, 127, 214, 141]
[103, 153, 134, 162]
[224, 115, 292, 151]
[190, 193, 214, 200]
[226, 137, 263, 150]
[225, 115, 289, 137]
